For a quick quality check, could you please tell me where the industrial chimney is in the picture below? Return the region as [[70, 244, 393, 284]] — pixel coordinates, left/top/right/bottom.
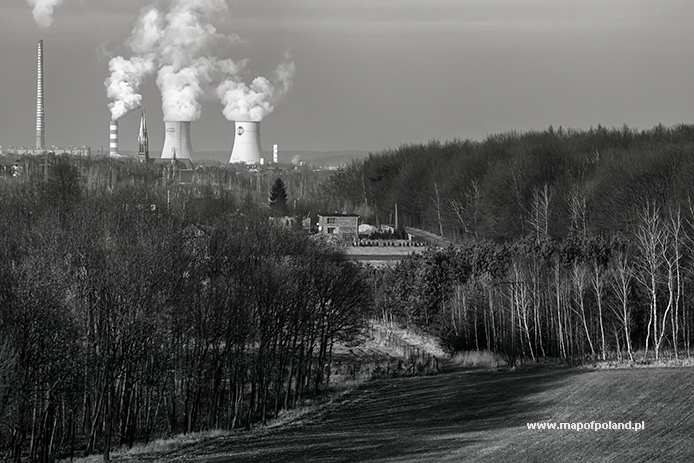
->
[[109, 119, 121, 157], [35, 40, 45, 150], [229, 121, 261, 165], [273, 144, 279, 164], [161, 121, 193, 163]]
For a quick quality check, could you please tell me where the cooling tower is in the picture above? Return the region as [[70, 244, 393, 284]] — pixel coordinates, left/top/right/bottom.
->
[[229, 121, 261, 165], [109, 119, 121, 157], [161, 121, 193, 161], [35, 40, 45, 150]]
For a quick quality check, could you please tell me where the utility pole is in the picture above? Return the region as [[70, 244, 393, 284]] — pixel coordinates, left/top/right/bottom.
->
[[434, 181, 444, 238], [395, 202, 399, 230]]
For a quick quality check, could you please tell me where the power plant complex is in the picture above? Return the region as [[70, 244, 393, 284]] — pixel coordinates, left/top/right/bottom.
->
[[2, 40, 288, 166]]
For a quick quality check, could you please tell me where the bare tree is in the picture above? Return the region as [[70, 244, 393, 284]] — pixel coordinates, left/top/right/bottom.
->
[[528, 184, 552, 243], [591, 257, 607, 361], [449, 179, 482, 239], [634, 203, 667, 361], [571, 261, 595, 358], [609, 249, 635, 362], [568, 186, 588, 240]]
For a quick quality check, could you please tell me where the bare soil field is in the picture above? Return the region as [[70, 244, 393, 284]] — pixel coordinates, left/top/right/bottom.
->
[[127, 366, 694, 462]]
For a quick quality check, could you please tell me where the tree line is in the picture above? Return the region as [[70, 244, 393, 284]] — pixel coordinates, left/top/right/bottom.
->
[[0, 159, 371, 462], [327, 124, 694, 239], [373, 201, 694, 364]]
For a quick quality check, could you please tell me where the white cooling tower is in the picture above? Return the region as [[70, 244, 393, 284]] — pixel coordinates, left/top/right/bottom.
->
[[161, 121, 193, 161], [229, 121, 261, 165]]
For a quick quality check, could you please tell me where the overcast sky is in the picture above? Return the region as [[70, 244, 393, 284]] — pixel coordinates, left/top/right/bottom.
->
[[1, 0, 694, 153]]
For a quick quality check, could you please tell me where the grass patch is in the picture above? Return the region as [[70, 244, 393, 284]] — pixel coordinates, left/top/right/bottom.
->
[[449, 350, 508, 368]]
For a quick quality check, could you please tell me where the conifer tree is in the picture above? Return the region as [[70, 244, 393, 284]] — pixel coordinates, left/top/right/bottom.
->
[[269, 177, 288, 215]]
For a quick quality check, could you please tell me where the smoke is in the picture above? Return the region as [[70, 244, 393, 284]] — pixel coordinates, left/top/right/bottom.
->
[[26, 0, 64, 28], [217, 57, 296, 122], [152, 0, 236, 121], [157, 58, 216, 122], [106, 56, 155, 121], [107, 0, 294, 122]]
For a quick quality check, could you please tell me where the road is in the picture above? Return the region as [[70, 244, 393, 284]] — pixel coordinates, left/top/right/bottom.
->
[[149, 365, 694, 463]]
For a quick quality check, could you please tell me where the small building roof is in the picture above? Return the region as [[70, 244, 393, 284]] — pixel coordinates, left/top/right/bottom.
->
[[318, 213, 360, 217]]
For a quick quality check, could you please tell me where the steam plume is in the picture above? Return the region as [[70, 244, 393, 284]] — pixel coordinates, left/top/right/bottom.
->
[[217, 57, 295, 121], [26, 0, 64, 28], [107, 0, 294, 123], [153, 0, 234, 121], [106, 0, 236, 121], [217, 57, 295, 122], [106, 56, 155, 121], [105, 8, 162, 121]]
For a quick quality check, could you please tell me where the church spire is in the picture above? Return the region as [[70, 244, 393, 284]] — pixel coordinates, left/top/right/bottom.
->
[[137, 110, 149, 162]]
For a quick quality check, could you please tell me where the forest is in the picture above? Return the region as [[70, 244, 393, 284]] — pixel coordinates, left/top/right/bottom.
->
[[338, 125, 694, 363], [328, 124, 694, 239], [0, 159, 371, 462]]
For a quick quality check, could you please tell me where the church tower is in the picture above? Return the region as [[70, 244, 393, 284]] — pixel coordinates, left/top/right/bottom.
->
[[137, 110, 149, 162]]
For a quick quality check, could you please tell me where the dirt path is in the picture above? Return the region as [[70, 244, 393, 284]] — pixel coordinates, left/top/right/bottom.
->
[[141, 366, 694, 462]]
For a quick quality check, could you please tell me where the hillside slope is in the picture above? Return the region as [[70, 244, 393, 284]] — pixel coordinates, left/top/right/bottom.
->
[[147, 367, 694, 462]]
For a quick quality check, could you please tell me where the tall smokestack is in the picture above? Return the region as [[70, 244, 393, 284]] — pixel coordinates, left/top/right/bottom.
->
[[161, 121, 193, 162], [35, 40, 45, 150], [273, 144, 279, 164], [230, 121, 262, 165], [109, 119, 120, 157]]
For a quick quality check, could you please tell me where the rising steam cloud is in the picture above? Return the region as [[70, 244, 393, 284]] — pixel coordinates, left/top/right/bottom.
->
[[106, 56, 155, 121], [106, 0, 294, 122], [26, 0, 64, 28], [217, 57, 296, 122]]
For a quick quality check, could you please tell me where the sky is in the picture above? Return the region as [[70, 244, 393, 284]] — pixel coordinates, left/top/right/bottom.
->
[[1, 0, 694, 153]]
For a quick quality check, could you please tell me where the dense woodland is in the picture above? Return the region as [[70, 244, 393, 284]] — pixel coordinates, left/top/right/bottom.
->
[[0, 159, 370, 462], [338, 125, 694, 362], [329, 124, 694, 238]]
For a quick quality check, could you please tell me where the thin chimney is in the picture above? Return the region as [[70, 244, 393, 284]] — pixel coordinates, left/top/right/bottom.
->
[[109, 119, 119, 157], [35, 40, 45, 150]]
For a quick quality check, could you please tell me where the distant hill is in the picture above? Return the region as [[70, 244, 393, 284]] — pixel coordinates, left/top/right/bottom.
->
[[192, 150, 372, 167], [326, 124, 694, 241]]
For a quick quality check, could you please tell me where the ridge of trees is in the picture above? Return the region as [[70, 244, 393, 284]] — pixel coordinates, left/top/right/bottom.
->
[[327, 124, 694, 238]]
